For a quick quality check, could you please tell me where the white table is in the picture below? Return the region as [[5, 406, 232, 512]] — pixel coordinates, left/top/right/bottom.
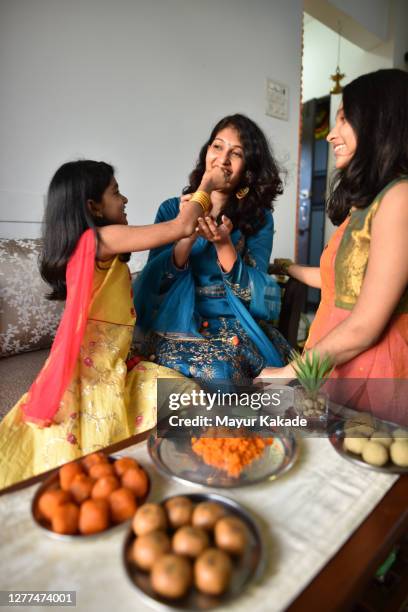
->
[[0, 438, 397, 612]]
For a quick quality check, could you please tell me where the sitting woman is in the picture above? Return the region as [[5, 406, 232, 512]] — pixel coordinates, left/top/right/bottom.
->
[[133, 114, 291, 383], [262, 69, 408, 422]]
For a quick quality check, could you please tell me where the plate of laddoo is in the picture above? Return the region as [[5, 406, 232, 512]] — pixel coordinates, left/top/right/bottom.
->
[[123, 493, 266, 610], [31, 452, 150, 540], [330, 415, 408, 474]]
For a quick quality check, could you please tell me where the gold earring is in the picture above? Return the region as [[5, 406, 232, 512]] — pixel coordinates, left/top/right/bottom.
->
[[95, 211, 103, 218], [236, 186, 249, 200]]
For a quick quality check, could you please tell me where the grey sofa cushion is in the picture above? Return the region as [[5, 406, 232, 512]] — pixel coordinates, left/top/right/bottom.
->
[[0, 239, 63, 357]]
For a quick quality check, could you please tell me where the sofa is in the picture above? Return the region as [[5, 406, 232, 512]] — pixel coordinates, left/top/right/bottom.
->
[[0, 239, 64, 419]]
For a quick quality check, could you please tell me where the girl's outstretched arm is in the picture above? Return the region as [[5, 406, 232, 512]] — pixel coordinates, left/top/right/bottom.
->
[[97, 210, 198, 259], [96, 168, 227, 259]]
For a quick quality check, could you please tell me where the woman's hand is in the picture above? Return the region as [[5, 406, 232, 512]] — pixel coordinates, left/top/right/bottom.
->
[[196, 215, 233, 244], [196, 215, 236, 272], [253, 363, 296, 384], [268, 258, 294, 276], [269, 259, 322, 289]]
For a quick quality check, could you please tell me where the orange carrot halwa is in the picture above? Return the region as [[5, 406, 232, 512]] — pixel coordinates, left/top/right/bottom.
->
[[191, 430, 273, 477]]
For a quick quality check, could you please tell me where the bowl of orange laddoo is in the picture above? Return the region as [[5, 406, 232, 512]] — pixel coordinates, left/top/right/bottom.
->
[[32, 452, 150, 540]]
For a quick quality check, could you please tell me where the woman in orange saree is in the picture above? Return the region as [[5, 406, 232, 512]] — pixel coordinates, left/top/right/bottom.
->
[[259, 69, 408, 423]]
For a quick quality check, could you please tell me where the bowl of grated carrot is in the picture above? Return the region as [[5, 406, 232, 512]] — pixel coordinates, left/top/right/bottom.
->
[[191, 429, 274, 478], [148, 424, 298, 488]]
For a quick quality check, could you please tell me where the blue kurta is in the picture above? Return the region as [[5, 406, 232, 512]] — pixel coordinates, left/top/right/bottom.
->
[[133, 198, 288, 382]]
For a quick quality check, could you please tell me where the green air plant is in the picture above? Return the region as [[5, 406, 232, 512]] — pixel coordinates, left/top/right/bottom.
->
[[290, 350, 334, 400]]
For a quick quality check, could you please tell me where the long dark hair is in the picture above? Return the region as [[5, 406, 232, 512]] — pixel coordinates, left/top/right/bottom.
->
[[40, 160, 115, 300], [184, 114, 284, 235], [327, 69, 408, 225]]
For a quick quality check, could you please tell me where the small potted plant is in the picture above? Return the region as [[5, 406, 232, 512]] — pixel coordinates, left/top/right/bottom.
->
[[291, 350, 334, 421]]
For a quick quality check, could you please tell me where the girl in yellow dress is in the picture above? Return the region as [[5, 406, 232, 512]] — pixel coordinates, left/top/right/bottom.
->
[[0, 160, 225, 490]]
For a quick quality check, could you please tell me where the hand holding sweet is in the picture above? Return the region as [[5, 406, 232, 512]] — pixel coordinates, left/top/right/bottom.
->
[[199, 166, 231, 193], [178, 194, 193, 213]]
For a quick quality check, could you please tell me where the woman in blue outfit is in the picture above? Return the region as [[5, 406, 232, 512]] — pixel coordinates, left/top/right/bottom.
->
[[133, 114, 291, 383]]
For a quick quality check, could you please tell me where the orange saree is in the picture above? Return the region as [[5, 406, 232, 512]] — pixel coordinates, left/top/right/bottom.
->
[[306, 178, 408, 422]]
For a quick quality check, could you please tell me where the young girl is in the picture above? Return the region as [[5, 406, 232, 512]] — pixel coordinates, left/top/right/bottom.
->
[[0, 159, 227, 490]]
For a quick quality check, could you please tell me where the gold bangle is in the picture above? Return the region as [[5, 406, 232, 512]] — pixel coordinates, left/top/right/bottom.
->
[[190, 190, 211, 214]]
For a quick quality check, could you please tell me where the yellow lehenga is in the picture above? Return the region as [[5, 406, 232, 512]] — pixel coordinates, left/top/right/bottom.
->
[[0, 256, 186, 490]]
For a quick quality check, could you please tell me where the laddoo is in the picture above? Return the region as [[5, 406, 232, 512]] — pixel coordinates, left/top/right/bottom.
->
[[361, 441, 389, 467], [343, 436, 368, 455], [192, 501, 226, 531], [390, 441, 408, 467], [51, 502, 80, 535], [214, 516, 248, 555], [132, 531, 171, 571], [194, 548, 232, 595], [89, 462, 115, 479], [91, 475, 120, 500], [38, 489, 72, 521], [109, 487, 138, 523], [132, 503, 167, 536], [69, 474, 95, 504], [164, 496, 194, 529], [79, 499, 110, 534], [82, 452, 108, 472], [172, 526, 209, 558], [59, 462, 84, 491], [370, 431, 393, 448], [121, 467, 149, 498], [114, 457, 139, 477], [150, 554, 193, 599]]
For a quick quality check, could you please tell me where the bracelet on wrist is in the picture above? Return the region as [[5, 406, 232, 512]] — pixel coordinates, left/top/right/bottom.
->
[[190, 190, 211, 215]]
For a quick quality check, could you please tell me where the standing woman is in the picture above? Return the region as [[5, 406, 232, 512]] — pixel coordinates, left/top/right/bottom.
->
[[261, 69, 408, 418], [134, 114, 291, 383]]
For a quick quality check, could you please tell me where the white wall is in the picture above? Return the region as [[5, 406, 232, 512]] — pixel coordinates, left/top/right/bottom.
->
[[0, 0, 303, 264], [304, 0, 392, 50], [302, 13, 395, 246], [302, 15, 393, 102], [329, 0, 390, 41], [392, 0, 408, 69]]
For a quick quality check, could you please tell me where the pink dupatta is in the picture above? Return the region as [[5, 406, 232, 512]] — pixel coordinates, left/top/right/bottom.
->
[[22, 229, 96, 426]]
